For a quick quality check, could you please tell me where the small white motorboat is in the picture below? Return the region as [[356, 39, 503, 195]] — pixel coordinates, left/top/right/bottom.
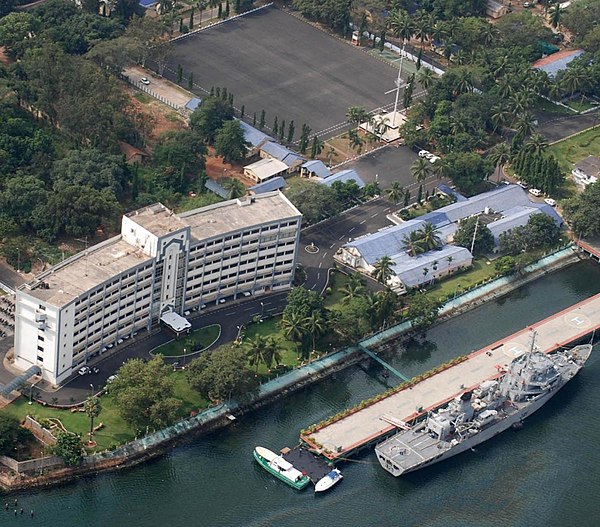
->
[[314, 468, 343, 493]]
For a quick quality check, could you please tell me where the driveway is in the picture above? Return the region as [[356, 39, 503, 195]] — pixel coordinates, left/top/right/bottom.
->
[[538, 109, 600, 143]]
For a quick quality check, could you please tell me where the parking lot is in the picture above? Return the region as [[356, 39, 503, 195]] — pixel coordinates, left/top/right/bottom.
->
[[167, 6, 402, 138]]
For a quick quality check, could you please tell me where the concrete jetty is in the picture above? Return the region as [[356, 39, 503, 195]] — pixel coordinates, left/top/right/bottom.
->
[[302, 292, 600, 460]]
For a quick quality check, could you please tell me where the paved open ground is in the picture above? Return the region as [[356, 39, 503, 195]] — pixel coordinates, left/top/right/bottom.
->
[[306, 292, 600, 458], [167, 6, 402, 138]]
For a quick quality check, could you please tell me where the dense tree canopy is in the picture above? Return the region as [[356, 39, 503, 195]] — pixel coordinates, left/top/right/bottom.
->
[[563, 182, 600, 239], [0, 415, 32, 456], [499, 214, 561, 255], [284, 179, 342, 224], [52, 431, 84, 466], [214, 120, 248, 163], [109, 357, 182, 432], [190, 97, 234, 144], [453, 217, 495, 255]]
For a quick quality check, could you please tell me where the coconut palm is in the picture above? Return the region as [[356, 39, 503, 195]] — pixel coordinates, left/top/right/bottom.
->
[[281, 311, 308, 344], [375, 116, 391, 137], [454, 69, 473, 94], [402, 229, 426, 257], [84, 396, 101, 444], [223, 178, 246, 199], [340, 281, 365, 303], [419, 222, 441, 251], [432, 158, 450, 180], [385, 181, 405, 204], [514, 112, 536, 138], [524, 133, 549, 155], [246, 334, 267, 374], [417, 68, 435, 90], [413, 10, 430, 50], [348, 272, 365, 288], [371, 255, 394, 285], [548, 81, 563, 102], [304, 311, 326, 357], [387, 9, 413, 43], [346, 129, 364, 154], [490, 105, 511, 135], [550, 5, 562, 28], [262, 337, 282, 370], [482, 23, 499, 46], [411, 158, 431, 183], [488, 142, 511, 180], [197, 0, 207, 25], [561, 67, 587, 98], [346, 105, 369, 125]]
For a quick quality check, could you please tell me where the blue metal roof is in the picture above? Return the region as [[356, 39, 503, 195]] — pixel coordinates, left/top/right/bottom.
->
[[302, 160, 331, 179], [528, 203, 563, 226], [0, 365, 41, 398], [185, 98, 202, 111], [392, 245, 472, 288], [204, 179, 229, 199], [346, 220, 425, 265], [436, 184, 467, 202], [250, 176, 286, 194], [238, 120, 272, 149], [260, 141, 304, 167], [318, 169, 365, 189], [487, 205, 563, 243], [435, 185, 530, 223], [139, 0, 157, 7], [419, 211, 452, 227], [534, 49, 584, 78]]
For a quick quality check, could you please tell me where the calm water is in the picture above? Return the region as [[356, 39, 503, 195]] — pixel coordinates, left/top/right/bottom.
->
[[2, 261, 600, 527]]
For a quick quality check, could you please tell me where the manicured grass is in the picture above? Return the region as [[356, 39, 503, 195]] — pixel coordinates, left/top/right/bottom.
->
[[550, 126, 600, 173], [324, 271, 353, 309], [0, 395, 135, 451], [153, 324, 221, 357], [172, 372, 210, 415], [426, 258, 499, 301], [533, 96, 574, 116], [243, 317, 300, 371], [565, 99, 598, 113]]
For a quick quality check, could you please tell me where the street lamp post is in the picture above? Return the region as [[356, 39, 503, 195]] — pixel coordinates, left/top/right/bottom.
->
[[89, 384, 94, 397], [183, 348, 187, 366], [29, 381, 38, 405], [260, 302, 264, 320]]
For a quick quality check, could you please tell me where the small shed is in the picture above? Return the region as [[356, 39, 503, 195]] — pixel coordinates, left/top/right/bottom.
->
[[301, 160, 331, 179], [317, 169, 365, 189], [119, 142, 148, 165]]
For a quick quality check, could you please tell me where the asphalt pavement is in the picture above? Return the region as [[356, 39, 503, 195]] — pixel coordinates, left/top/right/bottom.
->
[[537, 108, 600, 143]]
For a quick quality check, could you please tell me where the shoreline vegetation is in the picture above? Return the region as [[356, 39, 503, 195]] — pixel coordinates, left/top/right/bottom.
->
[[0, 246, 583, 492]]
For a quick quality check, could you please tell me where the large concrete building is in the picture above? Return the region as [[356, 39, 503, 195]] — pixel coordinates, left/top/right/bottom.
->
[[14, 192, 301, 385]]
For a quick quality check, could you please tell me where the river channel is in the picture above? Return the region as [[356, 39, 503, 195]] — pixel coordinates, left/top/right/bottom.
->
[[2, 260, 600, 527]]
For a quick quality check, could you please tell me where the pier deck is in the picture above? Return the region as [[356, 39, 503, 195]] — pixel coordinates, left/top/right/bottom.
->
[[303, 293, 600, 460]]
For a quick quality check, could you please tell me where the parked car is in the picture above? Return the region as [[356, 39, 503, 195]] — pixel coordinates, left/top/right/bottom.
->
[[140, 77, 150, 85], [117, 338, 124, 345], [544, 197, 557, 207], [418, 149, 430, 158], [92, 367, 100, 374], [428, 155, 440, 164], [106, 375, 118, 384], [218, 298, 226, 304], [200, 304, 207, 310], [242, 291, 252, 297], [184, 310, 191, 316], [517, 181, 529, 189], [529, 188, 542, 197], [78, 366, 90, 376]]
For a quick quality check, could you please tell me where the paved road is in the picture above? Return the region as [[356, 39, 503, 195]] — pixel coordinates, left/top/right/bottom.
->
[[0, 262, 27, 291], [26, 293, 288, 405], [299, 198, 395, 293], [537, 109, 600, 143]]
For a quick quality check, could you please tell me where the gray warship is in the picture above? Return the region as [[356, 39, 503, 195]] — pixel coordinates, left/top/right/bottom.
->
[[375, 339, 593, 477]]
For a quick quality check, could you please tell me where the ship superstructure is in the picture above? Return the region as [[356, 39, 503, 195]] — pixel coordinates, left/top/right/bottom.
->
[[375, 341, 592, 477]]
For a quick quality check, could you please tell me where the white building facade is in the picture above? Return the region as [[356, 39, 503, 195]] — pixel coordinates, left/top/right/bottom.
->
[[14, 192, 301, 385]]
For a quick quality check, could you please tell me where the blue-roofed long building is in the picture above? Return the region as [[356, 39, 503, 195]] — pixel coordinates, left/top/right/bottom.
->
[[317, 169, 366, 189], [260, 141, 304, 172], [238, 120, 273, 156], [336, 184, 563, 292]]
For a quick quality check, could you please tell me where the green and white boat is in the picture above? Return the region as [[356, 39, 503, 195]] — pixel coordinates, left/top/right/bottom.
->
[[253, 446, 311, 490]]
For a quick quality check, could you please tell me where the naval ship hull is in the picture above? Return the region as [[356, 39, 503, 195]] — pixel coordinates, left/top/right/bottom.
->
[[376, 345, 591, 477]]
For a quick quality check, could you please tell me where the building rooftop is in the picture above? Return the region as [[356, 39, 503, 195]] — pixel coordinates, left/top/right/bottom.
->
[[250, 176, 286, 194], [21, 192, 301, 308], [180, 191, 301, 241], [21, 237, 153, 307], [238, 119, 272, 149], [318, 169, 365, 188], [260, 141, 304, 167], [302, 160, 331, 179], [574, 155, 600, 177], [125, 203, 189, 237], [244, 157, 289, 181], [533, 49, 584, 78]]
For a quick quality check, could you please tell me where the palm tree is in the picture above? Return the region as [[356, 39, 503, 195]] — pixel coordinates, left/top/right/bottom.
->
[[223, 178, 246, 199], [488, 142, 511, 180], [419, 222, 441, 251], [385, 181, 405, 204], [262, 337, 282, 370], [524, 133, 549, 155], [387, 8, 413, 43], [345, 129, 364, 154], [156, 0, 175, 15], [490, 105, 510, 135], [411, 158, 431, 183], [413, 10, 430, 50], [326, 146, 336, 165], [304, 311, 326, 357], [417, 68, 435, 90], [514, 112, 536, 138], [246, 334, 267, 374], [375, 116, 391, 137], [340, 281, 364, 303], [454, 69, 473, 95], [402, 229, 426, 257], [346, 106, 369, 125], [281, 311, 308, 345], [482, 23, 499, 46], [432, 158, 450, 180], [548, 81, 563, 102], [348, 272, 365, 288], [371, 255, 394, 285], [561, 67, 587, 98], [84, 396, 101, 444]]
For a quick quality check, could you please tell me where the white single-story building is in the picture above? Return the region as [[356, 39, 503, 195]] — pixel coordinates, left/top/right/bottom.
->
[[572, 155, 600, 187], [244, 158, 289, 184], [260, 141, 304, 173]]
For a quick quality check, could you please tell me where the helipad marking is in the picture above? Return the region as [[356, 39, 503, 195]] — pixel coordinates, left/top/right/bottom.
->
[[503, 342, 528, 359], [564, 311, 591, 329]]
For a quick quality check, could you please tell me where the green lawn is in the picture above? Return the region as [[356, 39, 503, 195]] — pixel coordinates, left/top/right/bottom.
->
[[550, 126, 600, 173], [324, 271, 353, 308], [426, 258, 499, 301], [153, 325, 221, 357], [369, 49, 419, 76], [533, 96, 574, 116], [1, 395, 135, 452], [133, 93, 152, 104], [565, 99, 598, 113], [172, 372, 210, 415], [242, 318, 301, 372]]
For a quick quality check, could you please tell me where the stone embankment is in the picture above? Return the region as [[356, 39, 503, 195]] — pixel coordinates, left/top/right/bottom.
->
[[0, 246, 584, 491]]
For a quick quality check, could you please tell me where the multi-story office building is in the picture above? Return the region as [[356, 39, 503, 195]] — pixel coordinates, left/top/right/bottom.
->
[[14, 192, 302, 385]]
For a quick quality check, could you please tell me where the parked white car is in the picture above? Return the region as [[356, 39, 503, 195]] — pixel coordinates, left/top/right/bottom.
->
[[78, 366, 90, 376], [544, 198, 557, 207], [428, 155, 440, 164], [528, 188, 542, 197], [418, 150, 430, 158], [140, 77, 150, 85], [517, 181, 529, 189]]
